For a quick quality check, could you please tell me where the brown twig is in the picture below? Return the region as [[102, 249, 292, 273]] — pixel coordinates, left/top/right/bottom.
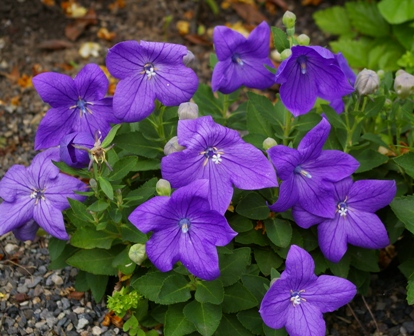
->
[[347, 302, 369, 336], [362, 295, 380, 334]]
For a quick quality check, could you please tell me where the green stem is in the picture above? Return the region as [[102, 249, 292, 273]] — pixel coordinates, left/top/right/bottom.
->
[[283, 109, 292, 146]]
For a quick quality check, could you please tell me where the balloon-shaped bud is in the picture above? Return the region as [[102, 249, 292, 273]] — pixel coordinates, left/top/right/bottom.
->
[[178, 102, 199, 120]]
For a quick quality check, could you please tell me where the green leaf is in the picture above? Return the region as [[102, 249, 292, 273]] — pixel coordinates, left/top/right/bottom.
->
[[330, 38, 370, 68], [98, 176, 114, 200], [264, 218, 292, 248], [101, 124, 122, 148], [219, 247, 251, 286], [236, 192, 269, 220], [236, 309, 264, 335], [407, 280, 414, 305], [241, 274, 270, 303], [131, 271, 171, 303], [66, 247, 122, 275], [216, 314, 252, 336], [398, 259, 414, 279], [351, 149, 388, 173], [222, 282, 258, 313], [68, 198, 94, 223], [48, 244, 78, 270], [87, 200, 109, 212], [159, 274, 191, 305], [378, 0, 414, 24], [321, 105, 347, 130], [164, 303, 196, 336], [328, 253, 351, 278], [48, 237, 67, 261], [345, 2, 390, 37], [195, 279, 224, 305], [254, 249, 283, 276], [246, 96, 273, 138], [271, 27, 289, 52], [52, 160, 90, 178], [183, 301, 222, 336], [86, 273, 108, 302], [115, 132, 163, 158], [121, 223, 148, 244], [125, 177, 157, 203], [367, 39, 405, 71], [228, 215, 253, 233], [391, 195, 414, 234], [135, 158, 160, 171], [313, 6, 352, 36], [264, 325, 288, 336], [108, 156, 138, 181], [236, 229, 269, 246], [350, 247, 380, 272], [393, 23, 414, 50], [394, 153, 414, 179], [112, 246, 136, 275], [70, 227, 114, 249]]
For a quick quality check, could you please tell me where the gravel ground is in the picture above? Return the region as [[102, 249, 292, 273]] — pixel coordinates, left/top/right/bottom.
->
[[1, 0, 413, 335]]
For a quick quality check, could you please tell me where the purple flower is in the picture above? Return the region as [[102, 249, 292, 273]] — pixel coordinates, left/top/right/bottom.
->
[[275, 46, 354, 116], [59, 132, 95, 168], [212, 21, 275, 94], [292, 177, 396, 262], [260, 245, 356, 336], [106, 41, 198, 122], [128, 179, 237, 280], [33, 64, 117, 150], [0, 149, 87, 240], [267, 118, 359, 217], [161, 116, 278, 214], [12, 220, 39, 241]]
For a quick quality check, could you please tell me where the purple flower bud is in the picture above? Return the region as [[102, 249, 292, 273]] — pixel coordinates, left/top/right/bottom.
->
[[59, 132, 95, 168], [355, 69, 379, 95], [178, 102, 199, 120]]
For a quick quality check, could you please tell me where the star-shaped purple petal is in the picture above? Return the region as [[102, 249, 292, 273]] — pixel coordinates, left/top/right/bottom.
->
[[268, 118, 359, 217], [161, 116, 278, 214], [275, 46, 354, 116], [106, 40, 198, 122], [212, 21, 275, 94], [260, 245, 357, 336], [128, 179, 237, 280], [33, 64, 117, 150]]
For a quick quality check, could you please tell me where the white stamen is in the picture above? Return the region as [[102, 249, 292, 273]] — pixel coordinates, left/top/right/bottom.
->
[[338, 208, 348, 217], [181, 223, 189, 233], [145, 67, 156, 79], [212, 154, 222, 164]]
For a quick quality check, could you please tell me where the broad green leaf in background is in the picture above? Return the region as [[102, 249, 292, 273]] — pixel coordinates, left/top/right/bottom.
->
[[254, 248, 283, 276], [164, 303, 196, 336], [367, 39, 405, 71], [394, 153, 414, 179], [215, 314, 252, 336], [313, 6, 353, 36], [391, 195, 414, 234], [159, 274, 192, 305], [393, 23, 414, 50], [183, 301, 222, 336], [237, 309, 264, 335], [219, 247, 251, 286], [271, 27, 289, 52], [328, 253, 351, 278], [345, 1, 390, 37], [222, 282, 258, 313], [407, 280, 414, 305], [115, 132, 164, 158], [351, 149, 388, 173], [48, 237, 67, 261], [66, 247, 122, 275], [241, 274, 270, 303], [98, 176, 114, 200], [264, 218, 292, 248], [350, 248, 380, 272], [70, 227, 114, 249], [131, 271, 172, 303], [378, 0, 414, 24], [330, 38, 370, 68], [108, 156, 138, 181], [195, 279, 224, 305], [236, 192, 270, 220], [86, 273, 108, 302], [102, 124, 122, 147]]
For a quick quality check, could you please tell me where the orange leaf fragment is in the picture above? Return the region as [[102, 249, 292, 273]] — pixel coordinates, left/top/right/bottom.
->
[[41, 0, 55, 6], [97, 27, 116, 41], [176, 20, 190, 35], [17, 75, 32, 89], [68, 291, 85, 300], [301, 0, 322, 5], [108, 0, 126, 11]]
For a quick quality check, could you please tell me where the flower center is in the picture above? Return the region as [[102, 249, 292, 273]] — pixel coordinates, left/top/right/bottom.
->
[[337, 198, 348, 217], [200, 147, 224, 166], [30, 188, 46, 205], [143, 62, 156, 79], [290, 289, 306, 307], [294, 165, 312, 178], [297, 55, 307, 75], [179, 218, 191, 233], [231, 53, 244, 66], [71, 98, 93, 117]]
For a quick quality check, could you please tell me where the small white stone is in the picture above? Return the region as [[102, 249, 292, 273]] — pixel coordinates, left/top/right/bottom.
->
[[76, 318, 89, 330], [92, 326, 103, 335], [4, 243, 18, 254], [73, 307, 85, 314], [51, 274, 63, 286]]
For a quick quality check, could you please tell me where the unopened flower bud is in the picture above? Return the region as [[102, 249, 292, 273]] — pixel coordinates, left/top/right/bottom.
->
[[286, 27, 295, 37], [377, 69, 384, 80], [394, 70, 414, 99], [183, 50, 196, 69], [263, 137, 277, 150], [280, 49, 292, 61], [128, 244, 147, 265], [156, 179, 171, 196], [164, 136, 185, 155], [89, 178, 98, 190], [354, 69, 379, 95], [282, 11, 296, 29], [297, 34, 310, 46], [271, 50, 281, 62], [178, 102, 199, 120]]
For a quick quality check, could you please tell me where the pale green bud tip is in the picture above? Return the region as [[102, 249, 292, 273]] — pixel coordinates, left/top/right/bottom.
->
[[354, 69, 379, 96], [164, 136, 185, 155], [178, 102, 199, 120], [263, 137, 278, 150], [376, 69, 385, 80], [394, 70, 414, 99], [89, 178, 98, 189], [282, 11, 296, 29], [271, 50, 281, 62], [280, 49, 292, 61], [156, 179, 171, 196], [297, 34, 310, 46], [128, 244, 147, 265]]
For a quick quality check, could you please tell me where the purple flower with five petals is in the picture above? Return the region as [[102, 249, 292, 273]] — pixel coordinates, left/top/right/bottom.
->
[[212, 21, 275, 94], [260, 245, 356, 336], [275, 46, 354, 116], [128, 180, 237, 280], [267, 118, 359, 218], [161, 116, 278, 214], [292, 177, 396, 262], [33, 64, 117, 150], [106, 41, 198, 122], [0, 149, 87, 240]]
